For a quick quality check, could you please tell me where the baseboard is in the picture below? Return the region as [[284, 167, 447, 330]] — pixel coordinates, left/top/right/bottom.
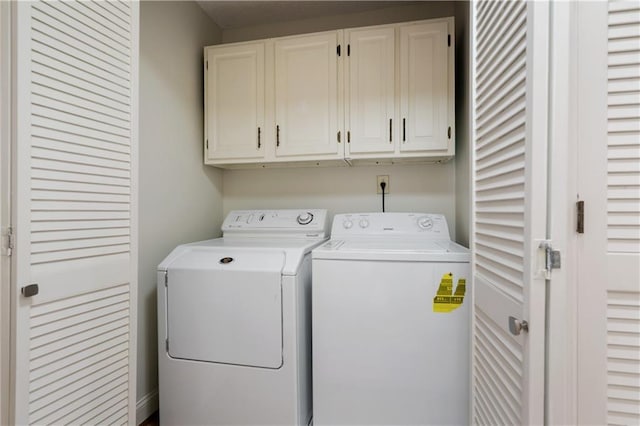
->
[[136, 389, 159, 425]]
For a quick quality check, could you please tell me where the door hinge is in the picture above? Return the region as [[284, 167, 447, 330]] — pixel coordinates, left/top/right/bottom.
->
[[448, 126, 452, 139], [337, 44, 341, 56], [166, 339, 169, 352], [347, 44, 350, 56], [448, 34, 451, 46], [164, 271, 168, 287], [5, 226, 13, 257], [576, 200, 584, 234], [337, 131, 341, 143], [206, 60, 208, 70], [539, 240, 561, 279], [347, 131, 351, 143], [206, 139, 208, 150]]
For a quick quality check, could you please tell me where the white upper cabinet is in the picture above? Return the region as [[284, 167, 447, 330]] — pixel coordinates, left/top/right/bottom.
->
[[203, 17, 454, 168], [274, 31, 343, 159], [346, 19, 454, 163], [205, 42, 265, 163], [400, 21, 451, 153], [345, 27, 396, 155]]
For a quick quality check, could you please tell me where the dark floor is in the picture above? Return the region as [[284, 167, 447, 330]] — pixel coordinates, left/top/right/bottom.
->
[[140, 410, 159, 426]]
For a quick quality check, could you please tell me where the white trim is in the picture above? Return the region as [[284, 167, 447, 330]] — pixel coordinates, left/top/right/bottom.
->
[[546, 1, 578, 424], [129, 1, 141, 425], [468, 1, 477, 423], [0, 1, 12, 425], [575, 2, 609, 423], [11, 2, 32, 422], [136, 389, 159, 425], [522, 2, 550, 423]]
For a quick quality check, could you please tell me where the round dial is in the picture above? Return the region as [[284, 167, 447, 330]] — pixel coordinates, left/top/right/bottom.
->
[[297, 212, 314, 225], [342, 219, 354, 229], [417, 216, 434, 230], [359, 219, 369, 229]]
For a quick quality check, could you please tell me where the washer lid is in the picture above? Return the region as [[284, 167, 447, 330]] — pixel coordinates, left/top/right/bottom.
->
[[313, 239, 470, 262], [166, 248, 284, 368]]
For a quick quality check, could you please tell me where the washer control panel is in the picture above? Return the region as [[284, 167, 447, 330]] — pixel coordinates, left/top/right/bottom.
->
[[222, 209, 329, 237], [331, 213, 450, 239]]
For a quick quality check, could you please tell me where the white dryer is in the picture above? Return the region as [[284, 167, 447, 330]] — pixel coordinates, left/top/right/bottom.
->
[[312, 213, 471, 425], [158, 209, 329, 425]]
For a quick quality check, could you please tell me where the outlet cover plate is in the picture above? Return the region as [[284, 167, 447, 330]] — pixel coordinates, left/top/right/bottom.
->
[[377, 175, 389, 194]]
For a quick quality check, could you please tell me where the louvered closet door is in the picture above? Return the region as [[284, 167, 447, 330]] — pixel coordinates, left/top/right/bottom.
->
[[12, 1, 138, 424], [605, 2, 640, 423], [472, 1, 548, 424]]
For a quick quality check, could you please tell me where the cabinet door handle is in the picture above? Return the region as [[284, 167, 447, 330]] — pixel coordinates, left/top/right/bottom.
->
[[276, 125, 280, 147], [389, 119, 392, 143], [257, 127, 261, 149], [402, 118, 406, 142]]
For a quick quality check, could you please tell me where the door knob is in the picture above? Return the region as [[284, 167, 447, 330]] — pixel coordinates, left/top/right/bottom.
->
[[21, 283, 39, 297], [508, 316, 528, 336]]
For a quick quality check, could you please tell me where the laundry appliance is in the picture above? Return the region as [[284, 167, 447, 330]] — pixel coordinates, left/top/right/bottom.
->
[[158, 209, 329, 425], [312, 212, 471, 425]]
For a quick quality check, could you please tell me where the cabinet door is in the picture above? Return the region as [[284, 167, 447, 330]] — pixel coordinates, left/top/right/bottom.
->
[[400, 22, 449, 152], [205, 43, 264, 162], [274, 32, 341, 158], [346, 27, 395, 155]]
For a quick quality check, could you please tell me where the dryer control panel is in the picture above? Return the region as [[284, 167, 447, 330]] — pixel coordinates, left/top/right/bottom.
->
[[331, 213, 450, 240], [222, 209, 329, 238]]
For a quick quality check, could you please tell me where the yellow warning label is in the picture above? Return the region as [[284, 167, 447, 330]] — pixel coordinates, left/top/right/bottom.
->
[[433, 274, 466, 313]]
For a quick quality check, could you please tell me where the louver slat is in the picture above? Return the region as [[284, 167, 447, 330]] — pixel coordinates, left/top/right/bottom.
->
[[606, 4, 640, 415], [27, 283, 131, 424], [606, 290, 640, 425], [607, 3, 640, 254], [474, 309, 523, 425]]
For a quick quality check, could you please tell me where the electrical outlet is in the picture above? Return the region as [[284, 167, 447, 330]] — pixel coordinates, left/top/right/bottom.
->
[[377, 175, 389, 194]]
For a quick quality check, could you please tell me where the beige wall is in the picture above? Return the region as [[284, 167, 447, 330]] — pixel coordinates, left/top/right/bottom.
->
[[222, 2, 455, 43], [138, 1, 223, 420], [221, 1, 470, 243], [224, 163, 455, 222]]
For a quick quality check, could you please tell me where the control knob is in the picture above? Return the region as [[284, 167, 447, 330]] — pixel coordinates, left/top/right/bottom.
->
[[417, 216, 433, 230], [359, 219, 369, 229], [297, 212, 314, 225], [343, 219, 354, 229]]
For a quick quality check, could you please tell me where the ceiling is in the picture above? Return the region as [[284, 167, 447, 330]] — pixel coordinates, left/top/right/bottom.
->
[[196, 1, 425, 30]]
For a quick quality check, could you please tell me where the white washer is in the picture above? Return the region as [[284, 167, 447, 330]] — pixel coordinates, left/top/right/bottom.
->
[[158, 209, 329, 425], [312, 213, 471, 425]]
